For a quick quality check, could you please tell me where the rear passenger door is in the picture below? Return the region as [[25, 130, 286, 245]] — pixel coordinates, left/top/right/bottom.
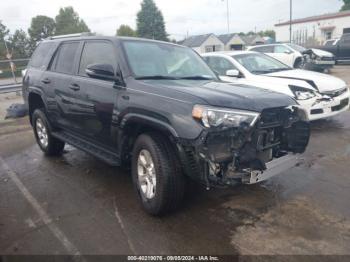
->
[[68, 40, 118, 148], [42, 41, 81, 129]]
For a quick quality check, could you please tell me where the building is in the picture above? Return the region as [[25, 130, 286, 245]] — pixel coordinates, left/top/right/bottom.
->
[[218, 33, 246, 50], [275, 10, 350, 46], [179, 34, 224, 53], [180, 33, 266, 53]]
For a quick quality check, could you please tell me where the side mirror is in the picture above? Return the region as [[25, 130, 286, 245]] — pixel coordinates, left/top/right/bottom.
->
[[226, 69, 240, 77], [86, 63, 116, 81], [284, 50, 293, 54]]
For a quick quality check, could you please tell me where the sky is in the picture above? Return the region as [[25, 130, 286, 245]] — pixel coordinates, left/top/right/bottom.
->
[[0, 0, 344, 40]]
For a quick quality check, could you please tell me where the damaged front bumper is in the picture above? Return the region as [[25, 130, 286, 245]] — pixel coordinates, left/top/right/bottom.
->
[[241, 154, 299, 184], [178, 106, 310, 188], [298, 87, 350, 121]]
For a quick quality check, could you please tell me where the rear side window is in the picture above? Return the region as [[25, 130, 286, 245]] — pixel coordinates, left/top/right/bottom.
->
[[29, 42, 54, 69], [51, 42, 80, 74], [251, 46, 274, 53], [78, 41, 116, 76]]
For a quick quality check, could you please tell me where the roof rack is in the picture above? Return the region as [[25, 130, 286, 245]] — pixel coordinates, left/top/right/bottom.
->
[[47, 32, 96, 40]]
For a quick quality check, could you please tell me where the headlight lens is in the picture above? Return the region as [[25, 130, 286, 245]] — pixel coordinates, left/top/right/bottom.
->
[[289, 85, 316, 100], [192, 105, 260, 128]]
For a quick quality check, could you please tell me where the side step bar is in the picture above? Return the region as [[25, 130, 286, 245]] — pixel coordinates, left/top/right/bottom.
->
[[52, 131, 120, 166]]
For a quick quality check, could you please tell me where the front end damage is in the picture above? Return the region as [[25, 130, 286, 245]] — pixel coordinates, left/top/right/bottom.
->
[[302, 49, 335, 71], [178, 106, 310, 188]]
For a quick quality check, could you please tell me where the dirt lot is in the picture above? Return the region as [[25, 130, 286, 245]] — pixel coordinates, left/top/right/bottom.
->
[[0, 66, 350, 259]]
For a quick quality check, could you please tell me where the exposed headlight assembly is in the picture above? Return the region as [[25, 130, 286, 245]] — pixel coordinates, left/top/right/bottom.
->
[[289, 85, 316, 100], [192, 105, 260, 128]]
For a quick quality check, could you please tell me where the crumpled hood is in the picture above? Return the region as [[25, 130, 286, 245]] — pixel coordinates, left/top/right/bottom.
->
[[308, 48, 334, 58], [266, 69, 347, 92], [143, 80, 297, 112]]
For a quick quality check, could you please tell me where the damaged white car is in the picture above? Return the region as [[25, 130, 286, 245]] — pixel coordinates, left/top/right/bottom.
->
[[202, 51, 350, 121], [248, 43, 335, 72]]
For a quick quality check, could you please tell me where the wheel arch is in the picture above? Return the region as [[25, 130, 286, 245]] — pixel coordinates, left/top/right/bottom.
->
[[28, 91, 46, 125], [118, 114, 180, 163]]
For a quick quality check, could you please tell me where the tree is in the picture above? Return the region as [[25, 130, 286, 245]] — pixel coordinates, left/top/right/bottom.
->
[[0, 21, 10, 59], [258, 30, 276, 39], [9, 29, 31, 58], [116, 25, 136, 37], [340, 0, 350, 11], [136, 0, 168, 41], [28, 15, 56, 41], [55, 6, 90, 35]]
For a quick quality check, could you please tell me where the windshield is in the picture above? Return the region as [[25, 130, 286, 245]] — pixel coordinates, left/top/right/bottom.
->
[[122, 40, 217, 80], [287, 43, 306, 52], [233, 53, 291, 74]]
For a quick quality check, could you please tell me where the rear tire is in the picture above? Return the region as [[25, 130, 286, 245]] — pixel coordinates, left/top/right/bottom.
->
[[32, 109, 65, 156], [132, 133, 185, 216]]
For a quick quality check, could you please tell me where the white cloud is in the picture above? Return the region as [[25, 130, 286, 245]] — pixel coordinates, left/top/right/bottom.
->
[[0, 0, 343, 40]]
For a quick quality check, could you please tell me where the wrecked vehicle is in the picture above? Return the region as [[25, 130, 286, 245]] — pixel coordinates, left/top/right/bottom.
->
[[318, 33, 350, 64], [249, 43, 335, 72], [23, 34, 310, 215], [203, 51, 350, 121]]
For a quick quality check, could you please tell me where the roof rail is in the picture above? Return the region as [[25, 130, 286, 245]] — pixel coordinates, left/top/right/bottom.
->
[[47, 32, 96, 40]]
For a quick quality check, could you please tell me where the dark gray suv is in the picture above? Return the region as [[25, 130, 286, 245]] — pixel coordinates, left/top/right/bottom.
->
[[23, 34, 310, 215]]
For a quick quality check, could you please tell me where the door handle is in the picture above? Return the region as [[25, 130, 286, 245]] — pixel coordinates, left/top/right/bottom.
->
[[69, 83, 80, 91], [41, 78, 51, 84]]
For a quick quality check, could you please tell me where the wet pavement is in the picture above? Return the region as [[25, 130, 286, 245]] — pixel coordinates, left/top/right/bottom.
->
[[0, 68, 350, 256]]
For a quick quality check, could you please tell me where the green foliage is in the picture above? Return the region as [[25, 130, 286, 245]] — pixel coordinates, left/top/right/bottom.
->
[[0, 21, 10, 59], [28, 15, 56, 42], [55, 6, 90, 35], [116, 25, 136, 37], [340, 0, 350, 11], [136, 0, 168, 41], [0, 20, 9, 40], [9, 29, 31, 58], [258, 30, 276, 39]]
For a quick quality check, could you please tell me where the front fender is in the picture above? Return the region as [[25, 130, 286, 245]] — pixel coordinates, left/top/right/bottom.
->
[[120, 113, 179, 138]]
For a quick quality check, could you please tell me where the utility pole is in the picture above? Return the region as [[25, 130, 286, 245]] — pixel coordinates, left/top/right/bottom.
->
[[222, 0, 230, 33], [226, 0, 230, 33], [289, 0, 293, 43]]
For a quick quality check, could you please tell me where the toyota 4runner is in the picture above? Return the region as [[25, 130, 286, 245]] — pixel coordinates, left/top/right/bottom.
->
[[23, 34, 310, 215]]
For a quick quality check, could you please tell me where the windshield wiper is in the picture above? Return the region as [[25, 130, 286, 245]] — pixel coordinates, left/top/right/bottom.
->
[[135, 75, 179, 80], [179, 75, 214, 80], [267, 68, 290, 72]]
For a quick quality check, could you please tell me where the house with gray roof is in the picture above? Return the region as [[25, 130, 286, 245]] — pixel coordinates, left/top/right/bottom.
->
[[180, 34, 224, 53], [218, 33, 246, 50], [218, 34, 266, 50]]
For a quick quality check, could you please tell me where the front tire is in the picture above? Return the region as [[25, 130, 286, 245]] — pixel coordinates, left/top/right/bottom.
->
[[32, 109, 65, 156], [294, 58, 303, 69], [132, 133, 185, 216]]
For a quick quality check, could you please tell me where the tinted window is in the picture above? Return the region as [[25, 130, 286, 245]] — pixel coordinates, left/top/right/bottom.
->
[[251, 46, 274, 53], [123, 41, 216, 79], [205, 56, 237, 75], [79, 41, 116, 76], [51, 42, 79, 74], [29, 42, 54, 69]]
